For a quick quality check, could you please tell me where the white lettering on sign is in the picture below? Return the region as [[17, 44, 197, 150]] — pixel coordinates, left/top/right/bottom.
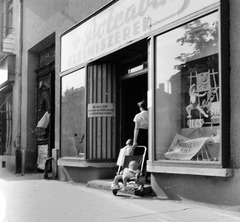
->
[[88, 103, 115, 117], [61, 0, 219, 71]]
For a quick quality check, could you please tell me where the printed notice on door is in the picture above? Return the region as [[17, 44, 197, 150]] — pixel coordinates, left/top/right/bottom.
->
[[88, 103, 115, 117]]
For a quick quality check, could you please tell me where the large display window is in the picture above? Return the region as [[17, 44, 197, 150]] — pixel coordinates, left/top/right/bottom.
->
[[61, 68, 86, 157], [154, 12, 221, 163]]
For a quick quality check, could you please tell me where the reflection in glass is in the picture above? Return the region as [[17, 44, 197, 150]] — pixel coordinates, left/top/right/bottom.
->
[[155, 12, 220, 162], [61, 68, 85, 157]]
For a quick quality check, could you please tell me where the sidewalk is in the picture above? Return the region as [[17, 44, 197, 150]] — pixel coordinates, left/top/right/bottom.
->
[[2, 169, 240, 222], [1, 168, 240, 215], [86, 178, 240, 213], [0, 168, 44, 181]]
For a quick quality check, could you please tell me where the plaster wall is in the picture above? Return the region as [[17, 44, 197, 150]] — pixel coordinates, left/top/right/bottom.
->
[[58, 166, 117, 183], [1, 1, 21, 172], [152, 169, 240, 205], [0, 156, 15, 172], [229, 0, 240, 168]]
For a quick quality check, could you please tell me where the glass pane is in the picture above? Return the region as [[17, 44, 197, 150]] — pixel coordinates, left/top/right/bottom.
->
[[61, 68, 85, 157], [155, 12, 220, 162]]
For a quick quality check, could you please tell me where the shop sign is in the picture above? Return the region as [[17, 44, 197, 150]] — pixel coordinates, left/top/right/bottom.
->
[[88, 103, 115, 117], [164, 134, 209, 160], [61, 0, 219, 71]]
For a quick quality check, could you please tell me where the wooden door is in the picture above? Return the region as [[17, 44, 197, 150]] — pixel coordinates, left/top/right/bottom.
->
[[86, 63, 117, 160]]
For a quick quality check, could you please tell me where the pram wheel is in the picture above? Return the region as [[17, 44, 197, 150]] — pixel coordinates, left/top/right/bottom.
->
[[112, 189, 118, 195], [111, 184, 121, 195]]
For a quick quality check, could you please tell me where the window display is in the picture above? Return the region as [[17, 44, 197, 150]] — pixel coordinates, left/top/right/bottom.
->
[[61, 68, 86, 157], [155, 12, 220, 162]]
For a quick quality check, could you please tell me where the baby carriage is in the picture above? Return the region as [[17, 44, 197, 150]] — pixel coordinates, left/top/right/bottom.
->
[[111, 144, 147, 196]]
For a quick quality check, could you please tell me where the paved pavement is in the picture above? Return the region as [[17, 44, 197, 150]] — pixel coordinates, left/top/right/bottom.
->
[[0, 168, 240, 222]]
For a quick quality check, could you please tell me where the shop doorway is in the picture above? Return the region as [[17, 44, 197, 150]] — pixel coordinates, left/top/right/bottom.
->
[[35, 44, 55, 171], [36, 69, 55, 171], [120, 72, 148, 147], [96, 38, 148, 151]]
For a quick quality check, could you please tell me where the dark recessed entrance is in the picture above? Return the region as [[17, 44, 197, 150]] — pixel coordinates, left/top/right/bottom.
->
[[120, 72, 148, 147], [96, 39, 148, 151]]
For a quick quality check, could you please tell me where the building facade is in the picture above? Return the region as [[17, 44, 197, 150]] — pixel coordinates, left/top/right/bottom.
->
[[0, 0, 21, 172], [18, 0, 113, 174], [1, 0, 240, 206], [58, 0, 237, 205]]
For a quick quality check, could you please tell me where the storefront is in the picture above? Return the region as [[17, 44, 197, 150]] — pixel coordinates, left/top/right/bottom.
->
[[58, 0, 236, 204], [0, 54, 15, 171]]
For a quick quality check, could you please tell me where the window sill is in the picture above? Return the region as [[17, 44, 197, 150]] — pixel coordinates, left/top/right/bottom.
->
[[58, 157, 117, 168], [147, 161, 233, 177]]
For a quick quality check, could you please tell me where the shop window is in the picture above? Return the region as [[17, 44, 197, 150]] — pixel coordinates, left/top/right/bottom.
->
[[61, 68, 86, 157], [154, 12, 220, 163]]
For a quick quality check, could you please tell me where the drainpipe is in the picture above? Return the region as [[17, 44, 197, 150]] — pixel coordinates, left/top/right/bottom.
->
[[17, 0, 23, 174]]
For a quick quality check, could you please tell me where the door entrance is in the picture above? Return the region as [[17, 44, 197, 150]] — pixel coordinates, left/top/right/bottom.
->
[[98, 38, 148, 151], [120, 72, 148, 147]]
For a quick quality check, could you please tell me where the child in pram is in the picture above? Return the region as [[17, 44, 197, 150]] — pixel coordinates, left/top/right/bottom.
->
[[111, 140, 147, 195], [111, 160, 140, 191]]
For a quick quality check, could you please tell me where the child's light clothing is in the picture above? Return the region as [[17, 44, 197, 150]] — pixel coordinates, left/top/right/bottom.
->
[[116, 145, 134, 166], [121, 167, 139, 178], [112, 160, 140, 190]]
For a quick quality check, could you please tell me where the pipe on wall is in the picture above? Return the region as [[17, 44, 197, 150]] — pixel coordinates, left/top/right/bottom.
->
[[17, 0, 23, 174]]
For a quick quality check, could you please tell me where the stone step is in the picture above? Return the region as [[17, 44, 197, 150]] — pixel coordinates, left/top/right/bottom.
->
[[86, 179, 153, 197]]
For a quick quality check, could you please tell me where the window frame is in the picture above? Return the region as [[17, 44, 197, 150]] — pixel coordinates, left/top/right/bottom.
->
[[6, 0, 13, 36], [148, 2, 230, 175], [60, 67, 87, 159], [1, 0, 13, 39]]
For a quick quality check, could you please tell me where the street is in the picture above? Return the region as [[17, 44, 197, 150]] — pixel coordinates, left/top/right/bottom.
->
[[0, 169, 240, 222]]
